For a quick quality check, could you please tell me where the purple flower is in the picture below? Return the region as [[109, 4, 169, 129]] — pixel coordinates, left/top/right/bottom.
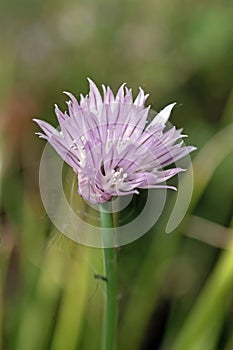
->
[[34, 79, 196, 204]]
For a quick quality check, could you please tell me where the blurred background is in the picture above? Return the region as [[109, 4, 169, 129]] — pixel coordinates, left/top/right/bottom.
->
[[0, 0, 233, 349]]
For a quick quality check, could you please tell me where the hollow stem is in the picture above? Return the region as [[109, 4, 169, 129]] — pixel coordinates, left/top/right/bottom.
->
[[100, 207, 117, 350]]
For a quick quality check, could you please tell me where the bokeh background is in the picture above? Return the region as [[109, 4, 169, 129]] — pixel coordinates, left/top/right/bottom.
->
[[1, 0, 233, 349]]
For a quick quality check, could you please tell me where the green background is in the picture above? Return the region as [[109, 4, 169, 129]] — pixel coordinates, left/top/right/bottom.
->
[[0, 0, 233, 349]]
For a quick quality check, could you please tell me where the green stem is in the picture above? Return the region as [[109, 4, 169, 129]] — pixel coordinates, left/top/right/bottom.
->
[[100, 207, 117, 350]]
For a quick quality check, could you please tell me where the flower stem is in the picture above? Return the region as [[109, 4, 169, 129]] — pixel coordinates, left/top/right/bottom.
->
[[100, 207, 117, 350]]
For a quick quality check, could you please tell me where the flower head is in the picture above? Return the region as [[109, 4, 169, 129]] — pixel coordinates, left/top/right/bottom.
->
[[34, 79, 196, 204]]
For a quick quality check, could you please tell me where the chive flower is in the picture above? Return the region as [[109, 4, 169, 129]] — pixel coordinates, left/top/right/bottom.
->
[[34, 79, 195, 204]]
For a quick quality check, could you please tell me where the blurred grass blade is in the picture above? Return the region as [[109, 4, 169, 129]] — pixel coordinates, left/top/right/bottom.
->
[[185, 215, 232, 249], [190, 122, 233, 210], [172, 222, 233, 350], [221, 88, 233, 126], [118, 218, 181, 350], [15, 243, 68, 350], [50, 245, 90, 350]]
